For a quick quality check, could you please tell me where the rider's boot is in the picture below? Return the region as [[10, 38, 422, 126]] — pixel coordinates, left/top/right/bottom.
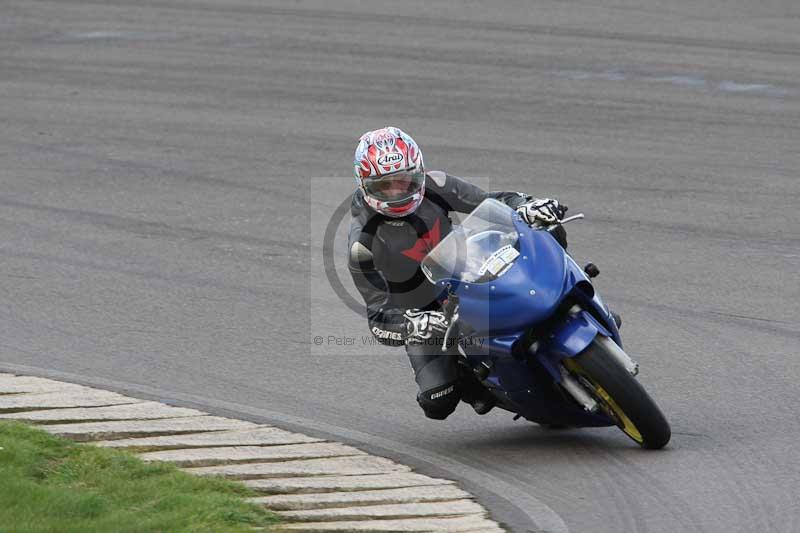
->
[[471, 393, 496, 415], [459, 370, 496, 415]]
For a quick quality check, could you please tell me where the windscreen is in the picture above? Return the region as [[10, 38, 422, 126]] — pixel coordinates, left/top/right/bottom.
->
[[421, 199, 520, 284]]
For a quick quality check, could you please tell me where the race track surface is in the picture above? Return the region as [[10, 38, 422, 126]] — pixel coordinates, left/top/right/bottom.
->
[[2, 1, 799, 531]]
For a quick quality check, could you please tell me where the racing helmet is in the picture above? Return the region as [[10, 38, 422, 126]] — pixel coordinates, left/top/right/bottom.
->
[[354, 127, 425, 217]]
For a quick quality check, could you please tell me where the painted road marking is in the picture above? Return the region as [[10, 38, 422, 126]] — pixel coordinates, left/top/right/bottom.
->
[[93, 426, 322, 450], [0, 401, 206, 423], [40, 416, 258, 441], [139, 442, 366, 467], [250, 484, 471, 510]]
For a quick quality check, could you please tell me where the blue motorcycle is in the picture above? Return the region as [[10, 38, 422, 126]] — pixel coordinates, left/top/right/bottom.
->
[[421, 199, 670, 449]]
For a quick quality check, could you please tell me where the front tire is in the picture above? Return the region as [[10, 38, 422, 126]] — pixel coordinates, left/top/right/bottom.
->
[[565, 339, 671, 449]]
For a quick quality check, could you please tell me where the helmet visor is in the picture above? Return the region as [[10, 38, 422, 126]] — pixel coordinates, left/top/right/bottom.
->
[[362, 170, 424, 203]]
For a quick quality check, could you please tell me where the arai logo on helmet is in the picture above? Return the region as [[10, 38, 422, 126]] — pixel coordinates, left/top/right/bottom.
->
[[377, 152, 404, 166]]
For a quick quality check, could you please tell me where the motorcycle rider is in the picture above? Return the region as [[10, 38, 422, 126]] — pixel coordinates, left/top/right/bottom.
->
[[348, 127, 568, 420]]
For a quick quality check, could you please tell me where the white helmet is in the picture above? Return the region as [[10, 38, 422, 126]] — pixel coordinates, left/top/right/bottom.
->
[[354, 127, 425, 217]]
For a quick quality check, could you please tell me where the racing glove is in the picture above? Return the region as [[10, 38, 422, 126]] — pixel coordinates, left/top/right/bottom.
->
[[517, 198, 567, 226], [403, 309, 448, 345]]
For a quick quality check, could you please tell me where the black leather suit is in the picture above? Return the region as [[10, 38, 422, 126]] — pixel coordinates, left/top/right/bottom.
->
[[348, 171, 541, 420]]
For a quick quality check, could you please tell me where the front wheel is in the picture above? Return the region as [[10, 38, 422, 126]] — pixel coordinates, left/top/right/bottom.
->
[[564, 339, 671, 449]]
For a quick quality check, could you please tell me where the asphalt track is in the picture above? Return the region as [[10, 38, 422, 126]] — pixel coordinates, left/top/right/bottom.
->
[[2, 1, 800, 531]]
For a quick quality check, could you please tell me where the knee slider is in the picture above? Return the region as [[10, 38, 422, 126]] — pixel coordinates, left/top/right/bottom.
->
[[417, 383, 460, 420]]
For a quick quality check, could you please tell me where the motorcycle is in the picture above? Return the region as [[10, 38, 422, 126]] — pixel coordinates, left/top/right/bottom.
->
[[420, 199, 670, 449]]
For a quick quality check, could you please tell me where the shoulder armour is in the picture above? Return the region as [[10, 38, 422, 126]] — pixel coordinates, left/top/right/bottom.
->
[[426, 170, 447, 187], [349, 241, 373, 265]]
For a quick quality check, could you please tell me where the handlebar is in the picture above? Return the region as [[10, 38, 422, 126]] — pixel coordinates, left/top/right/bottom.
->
[[545, 212, 584, 234], [557, 213, 585, 225]]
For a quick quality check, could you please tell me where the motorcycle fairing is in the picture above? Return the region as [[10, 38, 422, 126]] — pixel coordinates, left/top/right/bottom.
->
[[446, 216, 568, 336], [425, 200, 623, 426], [453, 217, 619, 374], [536, 310, 613, 381]]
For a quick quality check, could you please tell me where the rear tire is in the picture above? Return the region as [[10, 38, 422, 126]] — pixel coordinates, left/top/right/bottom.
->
[[567, 339, 671, 449]]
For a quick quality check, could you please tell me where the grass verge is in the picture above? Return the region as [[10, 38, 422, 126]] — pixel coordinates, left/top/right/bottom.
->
[[0, 420, 280, 532]]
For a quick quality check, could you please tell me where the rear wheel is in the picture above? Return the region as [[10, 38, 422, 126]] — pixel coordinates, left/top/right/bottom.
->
[[564, 339, 671, 449]]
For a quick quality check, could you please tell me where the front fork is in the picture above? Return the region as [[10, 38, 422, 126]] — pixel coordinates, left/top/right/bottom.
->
[[532, 309, 639, 412], [558, 364, 599, 412]]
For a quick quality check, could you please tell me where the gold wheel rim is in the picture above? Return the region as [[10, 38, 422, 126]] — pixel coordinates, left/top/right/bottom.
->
[[593, 384, 644, 444], [563, 359, 644, 444]]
